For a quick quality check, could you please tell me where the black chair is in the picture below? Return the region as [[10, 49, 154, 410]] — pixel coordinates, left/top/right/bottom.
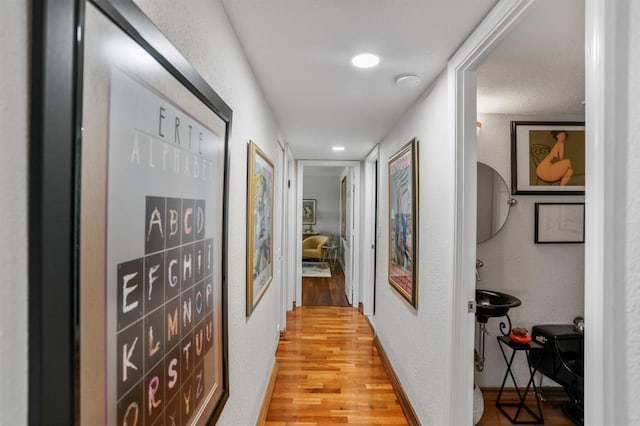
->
[[530, 324, 584, 425]]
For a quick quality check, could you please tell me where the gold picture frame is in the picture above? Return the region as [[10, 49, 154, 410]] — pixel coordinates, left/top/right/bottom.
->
[[246, 141, 274, 316], [388, 138, 419, 308]]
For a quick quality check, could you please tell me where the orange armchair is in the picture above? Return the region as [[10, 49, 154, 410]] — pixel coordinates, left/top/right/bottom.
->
[[302, 235, 329, 260]]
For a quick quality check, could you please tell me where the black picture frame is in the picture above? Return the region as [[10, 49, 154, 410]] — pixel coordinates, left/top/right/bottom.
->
[[534, 203, 585, 244], [511, 121, 585, 195], [30, 0, 231, 423], [30, 1, 81, 423]]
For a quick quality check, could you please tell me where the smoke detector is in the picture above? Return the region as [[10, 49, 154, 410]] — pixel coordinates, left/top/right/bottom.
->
[[394, 73, 421, 87]]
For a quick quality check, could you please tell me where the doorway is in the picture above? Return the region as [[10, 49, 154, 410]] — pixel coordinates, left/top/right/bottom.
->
[[296, 160, 360, 308], [448, 0, 594, 424], [473, 1, 586, 423], [277, 140, 294, 332]]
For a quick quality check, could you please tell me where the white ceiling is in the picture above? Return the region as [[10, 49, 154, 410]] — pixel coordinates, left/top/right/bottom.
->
[[222, 0, 584, 160], [477, 0, 585, 115], [222, 0, 497, 160]]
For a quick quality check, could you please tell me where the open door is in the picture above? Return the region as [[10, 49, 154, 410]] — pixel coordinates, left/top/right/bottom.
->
[[341, 167, 358, 306], [276, 140, 288, 332]]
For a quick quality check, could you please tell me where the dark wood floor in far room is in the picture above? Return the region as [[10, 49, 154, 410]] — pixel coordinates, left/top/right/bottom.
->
[[302, 262, 350, 307]]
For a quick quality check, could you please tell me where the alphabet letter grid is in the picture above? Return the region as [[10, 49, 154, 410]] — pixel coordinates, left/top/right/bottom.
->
[[116, 196, 215, 425]]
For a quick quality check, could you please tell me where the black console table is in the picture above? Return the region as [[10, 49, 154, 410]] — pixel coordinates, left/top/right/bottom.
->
[[496, 335, 544, 424]]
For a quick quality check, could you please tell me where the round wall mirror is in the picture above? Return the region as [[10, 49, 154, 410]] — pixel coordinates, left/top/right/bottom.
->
[[477, 162, 513, 244]]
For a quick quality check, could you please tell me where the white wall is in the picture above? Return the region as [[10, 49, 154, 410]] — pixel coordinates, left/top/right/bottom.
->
[[133, 1, 282, 424], [373, 72, 456, 424], [475, 113, 585, 387], [302, 175, 340, 239], [619, 2, 640, 422], [0, 1, 28, 423]]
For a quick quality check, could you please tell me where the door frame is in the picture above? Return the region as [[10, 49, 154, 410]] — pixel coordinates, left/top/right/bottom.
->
[[362, 146, 380, 316], [450, 0, 613, 424], [276, 138, 289, 331], [296, 160, 360, 307], [448, 1, 542, 424], [285, 145, 296, 313], [583, 0, 625, 422]]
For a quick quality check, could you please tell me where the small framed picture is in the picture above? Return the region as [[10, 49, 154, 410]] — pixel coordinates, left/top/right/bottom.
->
[[535, 203, 585, 243], [511, 121, 585, 195], [302, 199, 316, 225]]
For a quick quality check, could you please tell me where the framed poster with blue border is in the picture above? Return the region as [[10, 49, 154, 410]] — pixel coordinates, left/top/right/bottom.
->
[[30, 0, 230, 424]]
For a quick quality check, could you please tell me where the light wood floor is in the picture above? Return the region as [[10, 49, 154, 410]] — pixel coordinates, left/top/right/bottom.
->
[[264, 306, 408, 425], [264, 304, 577, 425]]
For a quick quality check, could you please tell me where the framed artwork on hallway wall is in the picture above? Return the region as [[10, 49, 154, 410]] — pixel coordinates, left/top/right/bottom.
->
[[246, 141, 274, 316], [33, 0, 233, 424], [511, 121, 586, 195], [388, 138, 419, 309]]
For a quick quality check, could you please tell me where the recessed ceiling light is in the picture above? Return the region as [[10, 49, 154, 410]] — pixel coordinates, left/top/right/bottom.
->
[[394, 73, 421, 87], [351, 53, 379, 68], [332, 146, 345, 151]]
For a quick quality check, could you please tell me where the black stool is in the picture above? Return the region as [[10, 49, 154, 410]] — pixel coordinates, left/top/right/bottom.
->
[[496, 335, 544, 424]]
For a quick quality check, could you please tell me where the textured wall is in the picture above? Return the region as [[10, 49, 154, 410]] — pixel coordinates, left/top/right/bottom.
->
[[373, 72, 455, 424], [132, 0, 282, 424], [623, 1, 640, 422], [0, 1, 28, 423], [475, 113, 585, 388]]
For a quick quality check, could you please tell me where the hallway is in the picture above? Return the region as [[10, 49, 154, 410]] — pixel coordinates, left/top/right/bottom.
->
[[264, 307, 408, 424], [13, 1, 638, 424]]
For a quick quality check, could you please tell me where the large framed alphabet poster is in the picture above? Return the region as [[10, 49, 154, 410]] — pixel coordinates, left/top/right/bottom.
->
[[77, 1, 230, 424]]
